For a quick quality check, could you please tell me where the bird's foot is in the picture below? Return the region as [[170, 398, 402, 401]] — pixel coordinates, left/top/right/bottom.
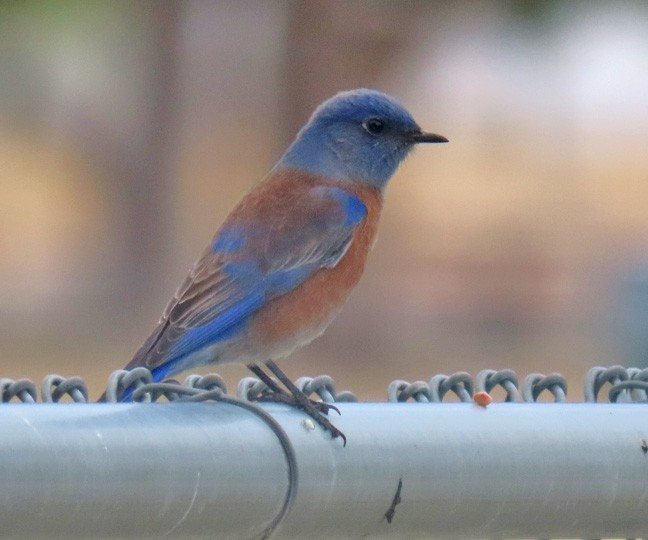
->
[[247, 361, 347, 445], [256, 391, 339, 416], [297, 401, 346, 446], [253, 388, 346, 443], [256, 392, 346, 444]]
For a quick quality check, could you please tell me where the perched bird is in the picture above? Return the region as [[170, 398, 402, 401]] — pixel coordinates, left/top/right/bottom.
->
[[106, 89, 447, 441]]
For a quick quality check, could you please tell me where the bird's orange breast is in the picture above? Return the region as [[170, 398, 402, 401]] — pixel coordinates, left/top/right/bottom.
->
[[248, 171, 383, 356]]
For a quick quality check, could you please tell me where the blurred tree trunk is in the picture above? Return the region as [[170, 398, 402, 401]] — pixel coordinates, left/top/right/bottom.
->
[[75, 1, 182, 318], [281, 1, 434, 144], [124, 0, 181, 309]]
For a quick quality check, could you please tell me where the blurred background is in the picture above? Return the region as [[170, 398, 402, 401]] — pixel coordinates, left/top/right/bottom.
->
[[2, 0, 648, 400]]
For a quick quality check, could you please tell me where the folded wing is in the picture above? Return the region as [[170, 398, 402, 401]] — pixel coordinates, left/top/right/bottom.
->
[[126, 184, 367, 374]]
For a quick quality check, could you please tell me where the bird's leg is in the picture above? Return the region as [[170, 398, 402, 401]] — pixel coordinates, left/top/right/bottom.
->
[[246, 363, 289, 397], [246, 363, 337, 415], [264, 360, 346, 445], [261, 360, 339, 415], [246, 363, 317, 407]]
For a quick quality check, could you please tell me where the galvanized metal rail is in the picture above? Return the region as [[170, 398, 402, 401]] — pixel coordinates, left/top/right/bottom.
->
[[0, 366, 646, 539]]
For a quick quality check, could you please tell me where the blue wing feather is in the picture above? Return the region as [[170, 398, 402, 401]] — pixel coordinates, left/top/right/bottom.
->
[[169, 290, 265, 360]]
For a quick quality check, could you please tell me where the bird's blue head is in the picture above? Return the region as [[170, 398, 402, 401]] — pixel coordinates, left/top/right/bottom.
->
[[277, 89, 447, 191]]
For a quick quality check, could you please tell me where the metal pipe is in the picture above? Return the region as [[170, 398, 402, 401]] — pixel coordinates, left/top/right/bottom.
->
[[0, 402, 647, 539], [0, 401, 295, 539]]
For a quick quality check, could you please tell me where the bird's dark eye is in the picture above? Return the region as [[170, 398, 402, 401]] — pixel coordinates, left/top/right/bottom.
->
[[363, 117, 386, 135]]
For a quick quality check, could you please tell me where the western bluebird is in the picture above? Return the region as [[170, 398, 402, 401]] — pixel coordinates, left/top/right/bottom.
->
[[105, 89, 447, 441]]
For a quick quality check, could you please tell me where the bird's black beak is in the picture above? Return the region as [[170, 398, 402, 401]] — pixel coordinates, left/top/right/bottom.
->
[[409, 130, 448, 143]]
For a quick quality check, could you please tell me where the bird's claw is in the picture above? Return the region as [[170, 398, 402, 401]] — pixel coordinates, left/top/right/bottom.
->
[[306, 400, 340, 416], [326, 422, 347, 446], [251, 390, 346, 444], [253, 390, 338, 415]]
